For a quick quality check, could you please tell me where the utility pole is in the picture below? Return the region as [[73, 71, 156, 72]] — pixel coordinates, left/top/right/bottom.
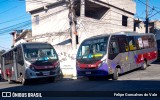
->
[[145, 0, 149, 33], [68, 0, 77, 50]]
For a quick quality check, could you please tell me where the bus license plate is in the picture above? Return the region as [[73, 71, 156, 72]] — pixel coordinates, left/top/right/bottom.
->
[[43, 72, 50, 76], [86, 72, 91, 74]]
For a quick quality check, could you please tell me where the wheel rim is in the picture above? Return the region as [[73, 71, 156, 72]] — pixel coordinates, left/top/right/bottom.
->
[[8, 77, 11, 83], [20, 75, 25, 84], [143, 62, 147, 69], [116, 69, 119, 77], [116, 69, 118, 78], [113, 68, 118, 80]]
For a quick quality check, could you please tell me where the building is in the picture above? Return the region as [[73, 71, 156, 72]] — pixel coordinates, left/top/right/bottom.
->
[[10, 30, 32, 47], [26, 0, 136, 76], [134, 19, 160, 40], [26, 0, 136, 45], [149, 20, 160, 40], [134, 18, 145, 33]]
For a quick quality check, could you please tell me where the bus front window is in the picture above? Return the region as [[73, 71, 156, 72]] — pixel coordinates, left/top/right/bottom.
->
[[77, 37, 108, 60], [24, 47, 58, 62]]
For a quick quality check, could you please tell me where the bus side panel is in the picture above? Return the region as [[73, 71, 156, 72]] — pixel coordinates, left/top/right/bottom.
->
[[108, 53, 129, 74], [135, 48, 157, 66], [1, 57, 7, 80]]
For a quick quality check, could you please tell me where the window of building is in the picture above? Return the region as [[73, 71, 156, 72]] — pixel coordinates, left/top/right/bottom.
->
[[122, 15, 128, 26], [34, 15, 39, 25], [85, 0, 109, 20]]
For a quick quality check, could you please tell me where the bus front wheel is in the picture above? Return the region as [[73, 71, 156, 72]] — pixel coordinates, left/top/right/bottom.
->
[[20, 75, 27, 85], [141, 61, 148, 70], [112, 68, 119, 80], [7, 76, 12, 84]]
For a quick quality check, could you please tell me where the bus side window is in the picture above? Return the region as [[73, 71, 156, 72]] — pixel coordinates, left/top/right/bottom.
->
[[117, 36, 129, 52], [137, 37, 144, 49], [16, 47, 24, 66], [128, 36, 136, 51], [150, 35, 156, 48], [110, 41, 119, 54], [142, 36, 149, 49], [134, 36, 140, 50]]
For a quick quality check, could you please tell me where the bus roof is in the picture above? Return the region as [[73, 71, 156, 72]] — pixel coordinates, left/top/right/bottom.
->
[[1, 42, 52, 56], [84, 32, 154, 40]]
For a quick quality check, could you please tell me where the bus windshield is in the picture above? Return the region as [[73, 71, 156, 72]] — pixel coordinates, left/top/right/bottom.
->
[[23, 44, 58, 62], [77, 37, 108, 60]]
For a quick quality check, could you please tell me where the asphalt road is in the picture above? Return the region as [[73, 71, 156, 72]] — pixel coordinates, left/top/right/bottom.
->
[[0, 61, 160, 100]]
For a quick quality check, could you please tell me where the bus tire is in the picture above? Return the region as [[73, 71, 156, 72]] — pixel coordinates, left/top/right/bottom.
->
[[112, 68, 119, 80], [141, 61, 147, 70], [20, 75, 27, 85], [7, 77, 12, 84]]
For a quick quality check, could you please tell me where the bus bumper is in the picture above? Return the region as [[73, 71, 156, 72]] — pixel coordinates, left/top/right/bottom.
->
[[25, 67, 61, 79], [77, 70, 109, 76], [76, 63, 111, 77]]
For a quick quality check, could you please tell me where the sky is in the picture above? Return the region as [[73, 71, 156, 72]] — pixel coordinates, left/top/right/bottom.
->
[[0, 0, 160, 51]]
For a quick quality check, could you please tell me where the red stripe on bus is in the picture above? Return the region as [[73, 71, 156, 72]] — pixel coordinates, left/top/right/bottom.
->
[[5, 68, 12, 77], [78, 61, 102, 69], [136, 51, 157, 64], [32, 61, 58, 69]]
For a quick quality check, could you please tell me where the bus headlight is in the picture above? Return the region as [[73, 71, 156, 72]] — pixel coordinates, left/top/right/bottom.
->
[[97, 60, 106, 68], [98, 63, 102, 68]]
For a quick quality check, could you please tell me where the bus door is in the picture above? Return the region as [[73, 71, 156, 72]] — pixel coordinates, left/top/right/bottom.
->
[[116, 35, 131, 72], [1, 56, 7, 79], [108, 35, 128, 73], [15, 46, 24, 79], [13, 51, 18, 80], [128, 36, 138, 70]]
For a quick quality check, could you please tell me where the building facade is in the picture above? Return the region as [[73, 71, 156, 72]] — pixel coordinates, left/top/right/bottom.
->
[[134, 19, 160, 40], [26, 0, 136, 45], [149, 20, 160, 40]]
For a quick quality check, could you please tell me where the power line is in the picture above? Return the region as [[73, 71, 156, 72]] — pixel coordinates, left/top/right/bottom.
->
[[137, 0, 160, 18], [0, 14, 30, 25], [0, 8, 68, 35], [19, 0, 57, 4], [0, 4, 22, 15]]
